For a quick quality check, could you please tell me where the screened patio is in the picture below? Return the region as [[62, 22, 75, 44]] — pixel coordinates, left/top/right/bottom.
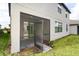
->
[[20, 12, 50, 52]]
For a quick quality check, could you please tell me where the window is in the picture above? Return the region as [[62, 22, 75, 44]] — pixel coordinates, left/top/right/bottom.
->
[[66, 24, 68, 32], [58, 7, 62, 14], [55, 21, 62, 33], [65, 14, 67, 18]]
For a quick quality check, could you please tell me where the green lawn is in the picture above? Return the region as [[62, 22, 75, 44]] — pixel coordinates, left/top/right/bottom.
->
[[0, 34, 79, 56], [0, 33, 10, 56], [33, 35, 79, 56]]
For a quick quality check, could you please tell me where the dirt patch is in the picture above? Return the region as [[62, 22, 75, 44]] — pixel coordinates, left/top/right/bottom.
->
[[18, 47, 41, 56], [3, 45, 42, 56]]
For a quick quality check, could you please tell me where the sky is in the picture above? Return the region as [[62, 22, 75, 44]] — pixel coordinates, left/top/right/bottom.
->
[[0, 3, 79, 29], [65, 3, 79, 20], [0, 3, 10, 29]]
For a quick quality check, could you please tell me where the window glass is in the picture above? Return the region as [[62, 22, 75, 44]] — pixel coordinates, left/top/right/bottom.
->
[[65, 14, 67, 18], [55, 21, 62, 33], [58, 7, 62, 14], [66, 24, 68, 32]]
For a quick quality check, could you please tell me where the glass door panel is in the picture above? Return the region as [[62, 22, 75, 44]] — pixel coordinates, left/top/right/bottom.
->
[[24, 22, 29, 39], [28, 23, 34, 39], [24, 22, 34, 40]]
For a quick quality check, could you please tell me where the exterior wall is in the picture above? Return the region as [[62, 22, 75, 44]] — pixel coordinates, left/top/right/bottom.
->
[[50, 4, 70, 40], [69, 25, 77, 34], [11, 4, 20, 53], [11, 3, 70, 53]]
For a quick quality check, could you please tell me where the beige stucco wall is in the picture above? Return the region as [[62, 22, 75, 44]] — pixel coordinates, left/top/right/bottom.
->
[[11, 3, 70, 53]]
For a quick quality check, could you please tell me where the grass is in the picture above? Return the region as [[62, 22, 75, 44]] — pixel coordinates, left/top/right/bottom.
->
[[33, 35, 79, 56], [0, 33, 10, 56], [0, 34, 79, 56]]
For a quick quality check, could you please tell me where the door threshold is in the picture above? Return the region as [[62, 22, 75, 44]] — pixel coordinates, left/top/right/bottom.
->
[[43, 44, 52, 53]]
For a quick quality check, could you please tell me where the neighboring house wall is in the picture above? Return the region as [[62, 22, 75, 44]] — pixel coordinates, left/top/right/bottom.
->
[[69, 20, 79, 34], [69, 25, 77, 34], [11, 3, 70, 53]]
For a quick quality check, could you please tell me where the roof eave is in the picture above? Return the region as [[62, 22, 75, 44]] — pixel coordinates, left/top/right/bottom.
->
[[59, 3, 71, 14]]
